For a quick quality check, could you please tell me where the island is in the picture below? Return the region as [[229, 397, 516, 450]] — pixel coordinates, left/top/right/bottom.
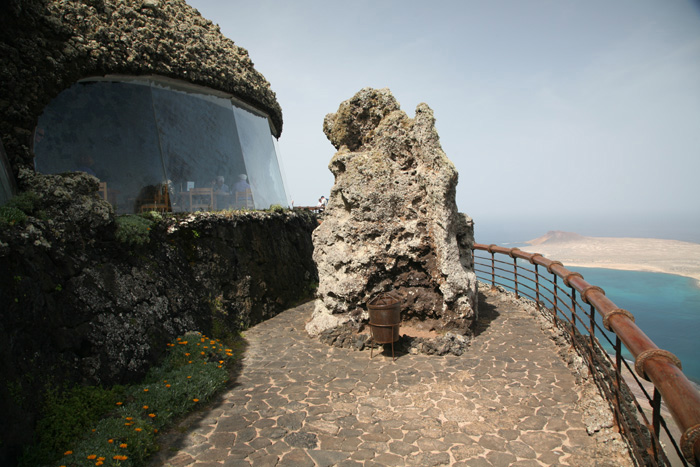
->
[[522, 231, 700, 286]]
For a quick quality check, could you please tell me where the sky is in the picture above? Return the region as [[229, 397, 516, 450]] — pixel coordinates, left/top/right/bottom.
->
[[188, 0, 700, 243]]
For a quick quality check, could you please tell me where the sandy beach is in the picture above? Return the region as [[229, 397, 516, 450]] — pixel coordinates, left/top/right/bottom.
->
[[522, 231, 700, 286]]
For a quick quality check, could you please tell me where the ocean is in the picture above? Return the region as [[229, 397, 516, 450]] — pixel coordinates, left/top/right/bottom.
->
[[567, 266, 700, 385]]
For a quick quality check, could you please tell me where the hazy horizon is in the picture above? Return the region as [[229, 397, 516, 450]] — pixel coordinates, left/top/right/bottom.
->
[[188, 0, 700, 243]]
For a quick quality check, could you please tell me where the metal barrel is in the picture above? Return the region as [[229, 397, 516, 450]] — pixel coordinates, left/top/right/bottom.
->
[[368, 293, 401, 343]]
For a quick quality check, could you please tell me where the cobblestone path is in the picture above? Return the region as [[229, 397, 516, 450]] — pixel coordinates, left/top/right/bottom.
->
[[151, 288, 632, 466]]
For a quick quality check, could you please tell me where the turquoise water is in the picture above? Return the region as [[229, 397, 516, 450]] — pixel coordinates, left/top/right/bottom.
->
[[567, 267, 700, 385], [475, 258, 700, 383]]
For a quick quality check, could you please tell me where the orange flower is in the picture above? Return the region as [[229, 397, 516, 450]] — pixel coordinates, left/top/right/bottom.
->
[[154, 428, 159, 433], [124, 422, 133, 426], [64, 451, 73, 456], [166, 384, 171, 388], [143, 388, 149, 392], [119, 443, 127, 448], [200, 351, 205, 355], [143, 405, 149, 409], [116, 402, 123, 406], [185, 353, 190, 356], [148, 413, 156, 418], [98, 457, 106, 461], [188, 360, 193, 364], [135, 427, 142, 432], [179, 341, 187, 345], [193, 398, 199, 402], [87, 454, 97, 460], [113, 455, 128, 461], [108, 439, 114, 444], [187, 375, 192, 379], [219, 360, 224, 364], [96, 462, 104, 466], [126, 417, 133, 421]]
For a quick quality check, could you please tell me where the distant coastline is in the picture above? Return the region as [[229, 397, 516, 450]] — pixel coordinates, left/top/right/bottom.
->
[[522, 231, 700, 287]]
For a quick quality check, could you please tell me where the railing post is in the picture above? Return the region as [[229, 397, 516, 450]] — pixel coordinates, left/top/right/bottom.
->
[[570, 287, 577, 344], [614, 336, 623, 434], [553, 275, 559, 327], [490, 251, 495, 288], [513, 257, 519, 298], [651, 388, 662, 462], [535, 264, 541, 310]]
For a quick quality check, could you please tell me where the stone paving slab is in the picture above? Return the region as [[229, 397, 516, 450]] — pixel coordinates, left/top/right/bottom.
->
[[151, 287, 633, 466]]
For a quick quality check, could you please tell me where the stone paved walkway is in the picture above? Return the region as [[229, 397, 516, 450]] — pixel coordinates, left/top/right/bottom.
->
[[151, 287, 633, 466]]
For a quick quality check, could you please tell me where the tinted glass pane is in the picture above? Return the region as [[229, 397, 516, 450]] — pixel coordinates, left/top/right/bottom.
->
[[33, 78, 288, 214], [0, 139, 15, 205], [233, 106, 287, 209], [151, 85, 246, 212], [33, 81, 166, 214]]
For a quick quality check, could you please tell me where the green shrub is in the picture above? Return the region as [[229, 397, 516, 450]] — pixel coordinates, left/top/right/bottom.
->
[[0, 191, 42, 226], [24, 332, 243, 467], [0, 205, 27, 226], [20, 385, 123, 467], [115, 215, 154, 246]]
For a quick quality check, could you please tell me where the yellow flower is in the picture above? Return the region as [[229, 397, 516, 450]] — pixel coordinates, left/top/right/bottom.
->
[[64, 451, 73, 455], [87, 454, 97, 459], [119, 443, 127, 448]]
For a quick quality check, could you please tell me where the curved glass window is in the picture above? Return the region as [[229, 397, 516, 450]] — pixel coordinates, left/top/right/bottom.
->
[[0, 138, 16, 205], [33, 77, 289, 213]]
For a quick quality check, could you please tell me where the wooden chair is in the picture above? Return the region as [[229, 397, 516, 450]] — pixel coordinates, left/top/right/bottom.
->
[[235, 188, 254, 209], [98, 182, 108, 201], [139, 186, 171, 213], [188, 187, 214, 211]]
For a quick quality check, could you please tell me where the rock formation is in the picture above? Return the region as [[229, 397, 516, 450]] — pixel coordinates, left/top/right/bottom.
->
[[306, 88, 477, 338]]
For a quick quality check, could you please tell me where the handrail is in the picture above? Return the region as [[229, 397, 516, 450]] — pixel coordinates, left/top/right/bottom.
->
[[473, 243, 700, 465]]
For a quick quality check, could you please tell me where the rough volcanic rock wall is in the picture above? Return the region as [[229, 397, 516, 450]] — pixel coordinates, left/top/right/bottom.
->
[[0, 0, 283, 178], [0, 171, 317, 460], [306, 88, 477, 337]]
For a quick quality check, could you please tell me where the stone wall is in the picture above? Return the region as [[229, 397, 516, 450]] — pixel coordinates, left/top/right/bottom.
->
[[0, 171, 317, 461], [0, 0, 283, 179]]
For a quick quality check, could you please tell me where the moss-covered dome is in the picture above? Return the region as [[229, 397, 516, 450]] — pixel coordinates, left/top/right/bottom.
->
[[0, 0, 283, 178]]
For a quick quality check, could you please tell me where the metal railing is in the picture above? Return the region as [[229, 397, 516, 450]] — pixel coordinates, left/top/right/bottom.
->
[[473, 243, 700, 466]]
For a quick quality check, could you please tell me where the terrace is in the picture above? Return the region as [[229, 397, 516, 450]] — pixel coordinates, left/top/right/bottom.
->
[[148, 246, 700, 466]]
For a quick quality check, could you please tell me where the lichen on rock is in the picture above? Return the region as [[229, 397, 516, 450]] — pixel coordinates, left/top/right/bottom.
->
[[307, 87, 477, 338]]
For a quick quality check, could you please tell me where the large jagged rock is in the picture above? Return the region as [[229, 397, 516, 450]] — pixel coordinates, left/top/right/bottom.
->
[[306, 88, 477, 337]]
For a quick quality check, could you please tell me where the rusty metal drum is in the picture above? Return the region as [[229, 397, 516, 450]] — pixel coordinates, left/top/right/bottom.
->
[[367, 293, 401, 344]]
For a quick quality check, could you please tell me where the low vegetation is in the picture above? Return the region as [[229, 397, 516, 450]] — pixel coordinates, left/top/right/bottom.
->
[[20, 332, 245, 467]]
